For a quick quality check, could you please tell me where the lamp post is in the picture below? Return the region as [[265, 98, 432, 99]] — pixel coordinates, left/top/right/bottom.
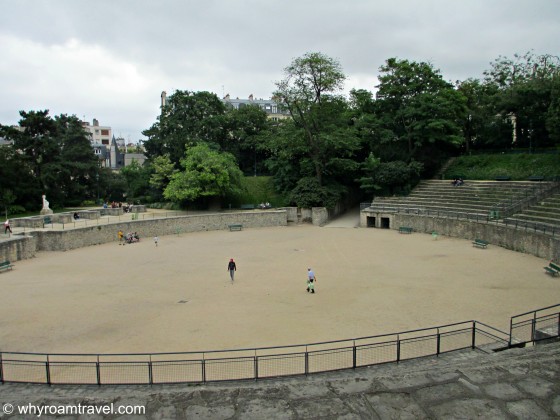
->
[[96, 172, 99, 205]]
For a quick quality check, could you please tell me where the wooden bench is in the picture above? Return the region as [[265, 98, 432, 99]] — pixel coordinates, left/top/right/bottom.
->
[[240, 204, 255, 210], [544, 261, 560, 276], [0, 260, 14, 272], [472, 239, 489, 249], [228, 224, 243, 231], [399, 226, 413, 234]]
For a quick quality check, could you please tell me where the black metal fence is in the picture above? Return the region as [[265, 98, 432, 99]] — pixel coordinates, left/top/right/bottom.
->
[[0, 321, 509, 385], [509, 303, 560, 347]]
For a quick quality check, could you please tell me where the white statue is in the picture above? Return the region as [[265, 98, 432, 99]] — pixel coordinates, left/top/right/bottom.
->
[[40, 194, 53, 215]]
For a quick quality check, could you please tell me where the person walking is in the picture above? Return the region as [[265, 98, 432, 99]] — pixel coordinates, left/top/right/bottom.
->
[[118, 229, 124, 245], [4, 220, 12, 234], [227, 258, 237, 282], [307, 267, 317, 293], [154, 235, 159, 247]]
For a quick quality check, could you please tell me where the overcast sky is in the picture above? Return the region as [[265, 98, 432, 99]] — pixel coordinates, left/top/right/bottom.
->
[[1, 0, 558, 143]]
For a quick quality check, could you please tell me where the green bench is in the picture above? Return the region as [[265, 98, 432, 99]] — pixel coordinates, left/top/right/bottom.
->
[[228, 224, 243, 231], [43, 216, 52, 227], [472, 239, 489, 249], [0, 260, 14, 272], [398, 226, 413, 234], [528, 176, 545, 182], [494, 176, 511, 181], [544, 261, 560, 276], [240, 204, 255, 210]]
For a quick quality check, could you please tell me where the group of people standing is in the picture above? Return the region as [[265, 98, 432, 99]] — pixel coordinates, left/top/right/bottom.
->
[[117, 230, 140, 244]]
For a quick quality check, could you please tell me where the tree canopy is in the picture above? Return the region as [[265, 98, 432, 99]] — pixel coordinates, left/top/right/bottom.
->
[[2, 50, 558, 214], [163, 143, 243, 204], [0, 110, 99, 210]]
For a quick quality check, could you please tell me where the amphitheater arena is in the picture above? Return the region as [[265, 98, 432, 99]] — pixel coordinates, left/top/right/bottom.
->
[[0, 200, 559, 359]]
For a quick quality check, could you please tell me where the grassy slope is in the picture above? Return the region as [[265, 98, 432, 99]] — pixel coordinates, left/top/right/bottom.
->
[[444, 153, 560, 180], [237, 176, 290, 207]]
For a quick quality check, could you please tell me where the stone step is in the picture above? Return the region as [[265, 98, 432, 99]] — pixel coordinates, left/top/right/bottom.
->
[[507, 214, 560, 227]]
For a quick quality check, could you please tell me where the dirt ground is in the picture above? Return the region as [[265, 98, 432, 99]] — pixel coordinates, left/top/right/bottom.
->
[[0, 219, 558, 355]]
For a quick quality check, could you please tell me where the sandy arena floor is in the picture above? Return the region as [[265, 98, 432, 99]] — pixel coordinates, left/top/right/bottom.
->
[[0, 222, 559, 355]]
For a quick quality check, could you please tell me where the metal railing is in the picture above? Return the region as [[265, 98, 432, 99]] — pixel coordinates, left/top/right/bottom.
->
[[0, 321, 509, 385], [361, 203, 560, 237], [510, 303, 560, 347], [493, 181, 560, 219]]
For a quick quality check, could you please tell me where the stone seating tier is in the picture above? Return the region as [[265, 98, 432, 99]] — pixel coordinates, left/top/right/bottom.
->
[[390, 196, 507, 206], [370, 180, 555, 220], [506, 214, 560, 227], [507, 192, 560, 228]]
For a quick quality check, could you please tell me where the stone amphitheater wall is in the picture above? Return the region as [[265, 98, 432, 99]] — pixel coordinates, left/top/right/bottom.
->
[[361, 211, 559, 261], [0, 210, 288, 261]]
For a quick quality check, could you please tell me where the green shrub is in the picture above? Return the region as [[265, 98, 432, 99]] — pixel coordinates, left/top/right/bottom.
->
[[8, 205, 26, 215]]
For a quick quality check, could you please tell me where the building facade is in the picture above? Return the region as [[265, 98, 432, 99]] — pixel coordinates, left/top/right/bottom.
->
[[222, 94, 289, 121], [81, 119, 112, 146]]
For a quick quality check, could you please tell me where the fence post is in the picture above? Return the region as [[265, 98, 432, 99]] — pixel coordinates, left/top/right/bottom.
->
[[305, 346, 309, 376], [352, 340, 357, 369], [0, 353, 3, 384], [148, 356, 153, 385], [396, 335, 401, 363], [96, 356, 101, 386], [509, 317, 513, 348], [46, 356, 51, 386], [436, 330, 441, 356], [531, 312, 537, 342], [202, 355, 206, 383], [254, 351, 258, 381], [471, 322, 476, 349]]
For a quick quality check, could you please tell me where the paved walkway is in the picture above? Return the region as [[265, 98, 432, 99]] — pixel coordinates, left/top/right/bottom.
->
[[324, 207, 361, 228], [0, 342, 559, 419]]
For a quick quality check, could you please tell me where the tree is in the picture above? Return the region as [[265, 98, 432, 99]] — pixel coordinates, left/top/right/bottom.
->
[[164, 143, 243, 205], [0, 142, 37, 212], [372, 58, 466, 175], [0, 110, 98, 209], [149, 154, 177, 199], [357, 154, 423, 196], [482, 52, 560, 149], [120, 160, 151, 202], [143, 90, 228, 166], [56, 114, 100, 205], [224, 104, 271, 175], [289, 177, 343, 208], [273, 52, 359, 186]]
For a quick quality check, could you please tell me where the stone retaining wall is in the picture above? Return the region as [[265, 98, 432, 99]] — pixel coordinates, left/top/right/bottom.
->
[[0, 210, 288, 260], [360, 210, 560, 261], [0, 235, 36, 262], [11, 217, 45, 228], [100, 208, 123, 216]]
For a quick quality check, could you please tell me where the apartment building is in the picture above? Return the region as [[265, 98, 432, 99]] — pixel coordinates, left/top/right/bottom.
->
[[222, 93, 289, 121], [81, 118, 112, 146]]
